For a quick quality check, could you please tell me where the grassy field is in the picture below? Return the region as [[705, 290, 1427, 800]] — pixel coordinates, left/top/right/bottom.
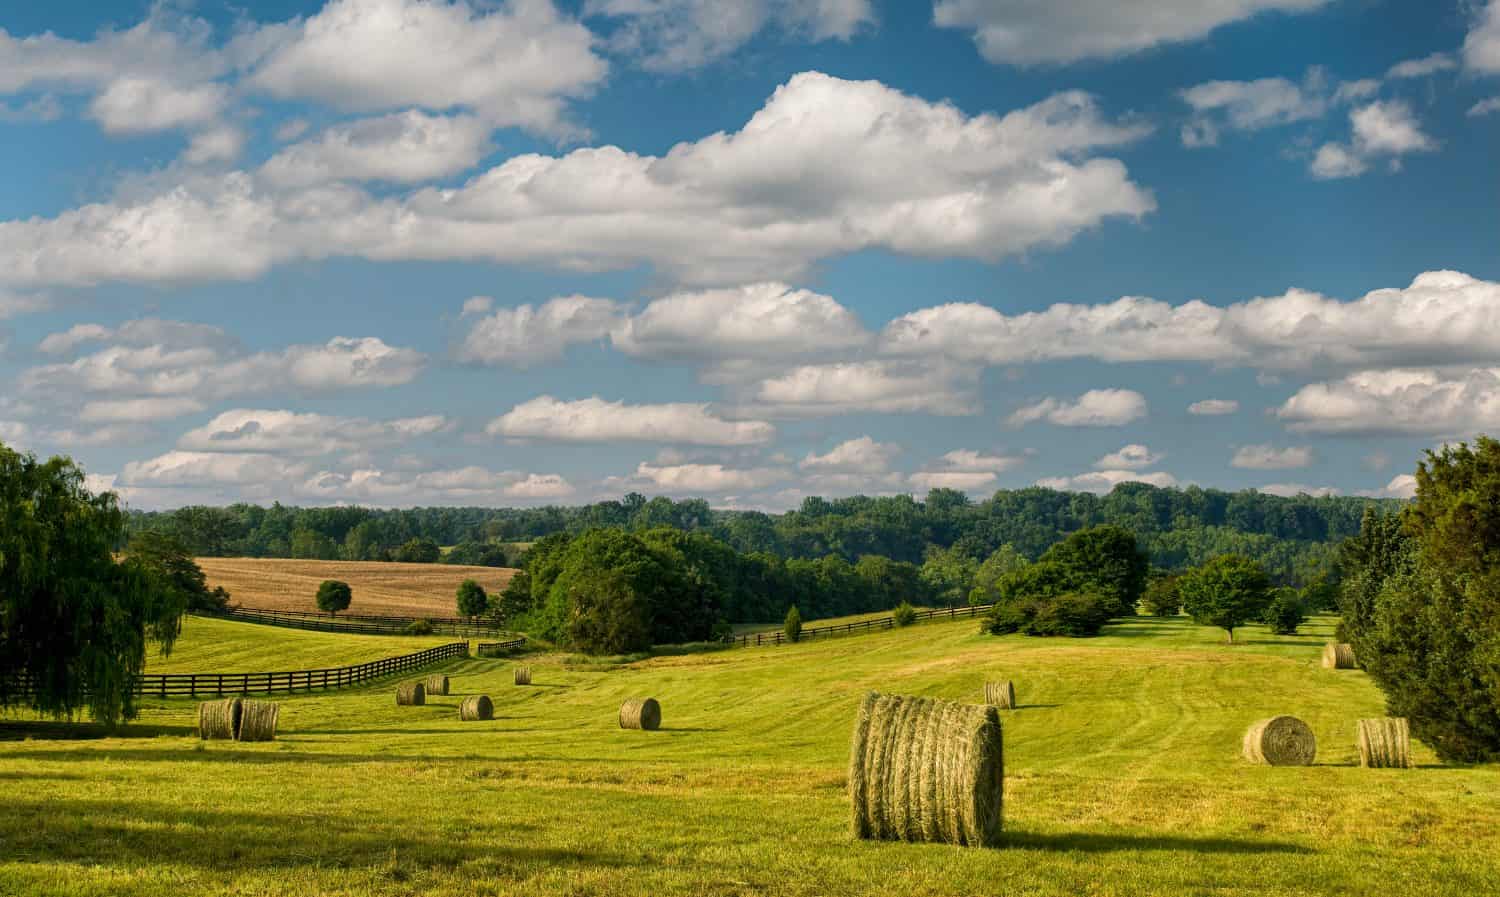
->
[[197, 557, 516, 616], [143, 616, 456, 673], [732, 606, 939, 635], [3, 613, 1499, 896]]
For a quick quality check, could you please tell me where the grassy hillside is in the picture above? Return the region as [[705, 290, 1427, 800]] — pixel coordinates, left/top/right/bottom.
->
[[198, 557, 516, 617], [144, 616, 456, 673], [3, 614, 1498, 896]]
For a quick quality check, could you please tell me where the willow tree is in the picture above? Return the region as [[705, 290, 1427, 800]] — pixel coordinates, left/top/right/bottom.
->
[[0, 443, 184, 725]]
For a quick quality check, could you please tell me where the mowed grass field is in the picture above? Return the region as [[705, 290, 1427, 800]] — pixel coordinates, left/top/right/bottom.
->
[[4, 614, 1500, 896], [197, 557, 516, 616], [143, 616, 456, 673]]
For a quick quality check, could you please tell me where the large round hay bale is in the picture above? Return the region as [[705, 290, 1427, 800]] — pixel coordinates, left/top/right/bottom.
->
[[197, 698, 242, 740], [396, 681, 426, 706], [425, 674, 450, 696], [1242, 715, 1317, 766], [619, 697, 661, 731], [984, 680, 1016, 710], [848, 692, 1004, 847], [1322, 642, 1357, 669], [460, 695, 494, 721], [514, 666, 532, 686], [1357, 718, 1412, 768], [237, 700, 280, 742]]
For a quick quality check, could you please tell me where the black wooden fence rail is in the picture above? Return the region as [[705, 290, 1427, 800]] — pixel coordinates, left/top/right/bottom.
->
[[475, 637, 527, 656], [728, 602, 998, 648], [200, 606, 506, 637], [7, 641, 470, 699]]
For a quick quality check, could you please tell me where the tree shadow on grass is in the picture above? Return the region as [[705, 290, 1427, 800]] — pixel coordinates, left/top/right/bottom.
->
[[0, 721, 196, 741], [0, 796, 642, 873], [1014, 703, 1062, 710], [1005, 830, 1310, 855]]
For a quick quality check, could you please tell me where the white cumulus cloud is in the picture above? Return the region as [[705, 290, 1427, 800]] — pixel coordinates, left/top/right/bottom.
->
[[1231, 444, 1314, 469], [456, 295, 627, 367], [1276, 368, 1500, 436], [1008, 389, 1147, 428], [800, 436, 900, 473], [1188, 398, 1240, 415], [1096, 443, 1162, 469], [488, 396, 775, 445]]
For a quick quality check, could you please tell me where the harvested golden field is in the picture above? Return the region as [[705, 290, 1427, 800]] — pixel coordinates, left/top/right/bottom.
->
[[197, 557, 516, 617]]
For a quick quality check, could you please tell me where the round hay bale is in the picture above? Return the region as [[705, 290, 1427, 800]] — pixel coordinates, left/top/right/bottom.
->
[[425, 674, 450, 696], [514, 666, 532, 686], [848, 692, 1003, 847], [197, 698, 242, 740], [1322, 642, 1357, 669], [1242, 715, 1317, 766], [984, 680, 1016, 710], [619, 697, 661, 731], [1357, 718, 1412, 769], [460, 695, 494, 721], [396, 681, 426, 706], [237, 700, 280, 742]]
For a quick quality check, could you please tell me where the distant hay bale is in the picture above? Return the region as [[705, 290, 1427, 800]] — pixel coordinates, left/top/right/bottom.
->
[[396, 681, 426, 706], [197, 698, 242, 740], [460, 695, 494, 721], [237, 700, 280, 742], [848, 692, 1004, 847], [425, 674, 450, 696], [1357, 718, 1412, 768], [1322, 643, 1357, 669], [619, 697, 661, 731], [514, 666, 532, 686], [1242, 715, 1317, 766], [984, 680, 1016, 710]]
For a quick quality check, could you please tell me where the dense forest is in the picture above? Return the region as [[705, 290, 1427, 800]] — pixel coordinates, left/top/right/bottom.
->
[[127, 483, 1397, 584]]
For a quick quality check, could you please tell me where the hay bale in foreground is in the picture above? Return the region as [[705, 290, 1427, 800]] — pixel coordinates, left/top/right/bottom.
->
[[984, 680, 1016, 710], [237, 700, 280, 742], [1242, 715, 1317, 766], [848, 692, 1004, 847], [425, 674, 450, 696], [619, 697, 661, 731], [197, 698, 242, 740], [460, 695, 494, 721], [1358, 718, 1412, 768], [396, 681, 426, 706], [514, 666, 532, 686], [1323, 642, 1357, 669]]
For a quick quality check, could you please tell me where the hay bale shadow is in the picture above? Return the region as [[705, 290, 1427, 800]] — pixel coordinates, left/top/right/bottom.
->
[[0, 721, 196, 741]]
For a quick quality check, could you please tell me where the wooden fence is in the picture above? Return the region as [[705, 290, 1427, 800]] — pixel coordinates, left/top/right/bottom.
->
[[200, 606, 507, 637], [6, 641, 470, 699], [727, 602, 997, 648], [475, 636, 528, 656]]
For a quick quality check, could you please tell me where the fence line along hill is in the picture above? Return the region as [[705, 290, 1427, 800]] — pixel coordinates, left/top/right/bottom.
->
[[197, 557, 516, 617]]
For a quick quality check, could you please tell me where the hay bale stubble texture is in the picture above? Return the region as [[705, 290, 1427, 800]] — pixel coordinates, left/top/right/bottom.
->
[[425, 674, 450, 695], [1357, 718, 1412, 768], [237, 700, 280, 742], [984, 680, 1016, 709], [619, 697, 661, 730], [1323, 642, 1357, 669], [460, 695, 494, 721], [396, 681, 426, 706], [514, 666, 532, 686], [197, 698, 242, 740], [848, 692, 1004, 847], [1242, 715, 1317, 765]]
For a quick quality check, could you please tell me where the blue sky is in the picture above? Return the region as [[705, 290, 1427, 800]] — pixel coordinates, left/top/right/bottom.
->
[[1, 0, 1497, 510]]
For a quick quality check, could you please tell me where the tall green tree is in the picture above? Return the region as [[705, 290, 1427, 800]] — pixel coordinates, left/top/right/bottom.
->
[[455, 579, 489, 618], [316, 580, 353, 616], [1039, 525, 1150, 617], [0, 444, 185, 725], [125, 531, 230, 613], [1178, 555, 1272, 643]]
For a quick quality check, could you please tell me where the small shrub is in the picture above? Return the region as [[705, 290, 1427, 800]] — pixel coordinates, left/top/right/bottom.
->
[[784, 605, 803, 643], [402, 619, 434, 635], [1262, 588, 1306, 635], [982, 592, 1111, 637], [892, 601, 918, 627], [710, 619, 734, 642]]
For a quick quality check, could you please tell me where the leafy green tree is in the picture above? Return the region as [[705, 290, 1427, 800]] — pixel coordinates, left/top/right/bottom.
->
[[1, 444, 185, 725], [784, 605, 803, 643], [983, 592, 1112, 637], [456, 579, 489, 618], [562, 568, 653, 654], [443, 540, 510, 567], [126, 531, 230, 612], [394, 537, 442, 563], [1178, 555, 1272, 643], [1338, 440, 1500, 763], [316, 580, 353, 616], [920, 545, 978, 607], [1262, 587, 1306, 635], [1140, 574, 1181, 617], [1039, 524, 1149, 617], [290, 528, 340, 560], [892, 601, 918, 627], [967, 543, 1027, 605], [493, 569, 534, 623]]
